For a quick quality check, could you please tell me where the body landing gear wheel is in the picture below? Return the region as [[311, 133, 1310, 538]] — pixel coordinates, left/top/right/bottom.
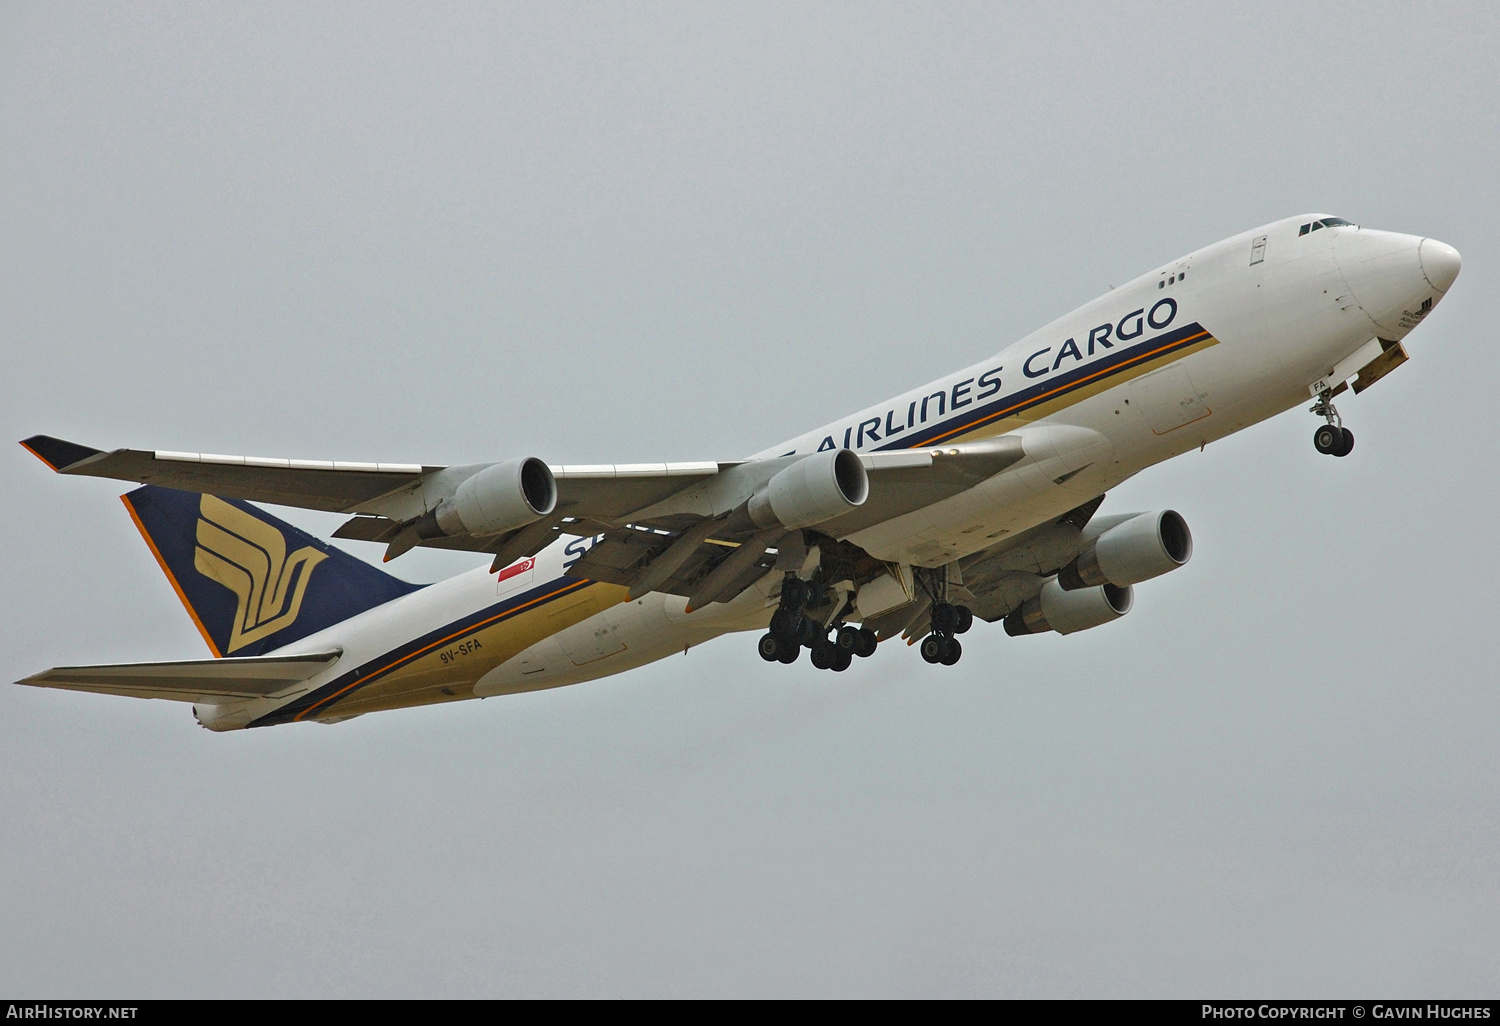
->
[[777, 639, 801, 664], [830, 648, 852, 672], [953, 606, 973, 634], [779, 577, 809, 610], [770, 607, 798, 637], [836, 625, 861, 655], [1313, 423, 1343, 455], [796, 615, 823, 648], [810, 643, 836, 670], [837, 625, 879, 657]]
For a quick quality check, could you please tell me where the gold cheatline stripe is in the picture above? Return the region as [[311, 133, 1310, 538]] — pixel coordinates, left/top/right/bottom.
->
[[921, 329, 1212, 446], [293, 578, 592, 720]]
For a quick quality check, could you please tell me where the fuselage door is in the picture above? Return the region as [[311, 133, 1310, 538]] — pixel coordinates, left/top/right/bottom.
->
[[1130, 365, 1212, 435], [557, 611, 628, 666]]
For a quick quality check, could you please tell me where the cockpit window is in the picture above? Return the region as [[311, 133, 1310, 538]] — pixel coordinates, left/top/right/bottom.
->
[[1299, 217, 1356, 236]]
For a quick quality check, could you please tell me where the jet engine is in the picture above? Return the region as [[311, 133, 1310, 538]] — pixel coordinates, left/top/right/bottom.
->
[[1057, 510, 1192, 591], [743, 448, 869, 530], [1004, 579, 1133, 636], [435, 457, 558, 538]]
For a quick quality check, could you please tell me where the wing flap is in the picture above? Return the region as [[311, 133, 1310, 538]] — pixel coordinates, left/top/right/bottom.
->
[[18, 650, 341, 704]]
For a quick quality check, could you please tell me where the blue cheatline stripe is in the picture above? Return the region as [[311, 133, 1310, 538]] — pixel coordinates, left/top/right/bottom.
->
[[250, 576, 596, 727], [875, 322, 1213, 452]]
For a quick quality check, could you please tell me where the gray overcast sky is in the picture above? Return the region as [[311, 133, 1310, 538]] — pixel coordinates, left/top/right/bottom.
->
[[2, 1, 1497, 997]]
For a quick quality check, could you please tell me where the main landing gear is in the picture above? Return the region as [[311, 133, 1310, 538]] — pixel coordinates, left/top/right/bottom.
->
[[1310, 389, 1354, 457], [758, 575, 878, 672], [919, 601, 973, 666]]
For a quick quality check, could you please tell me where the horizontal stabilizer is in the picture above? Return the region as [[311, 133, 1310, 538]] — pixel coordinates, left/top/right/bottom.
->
[[18, 650, 341, 704]]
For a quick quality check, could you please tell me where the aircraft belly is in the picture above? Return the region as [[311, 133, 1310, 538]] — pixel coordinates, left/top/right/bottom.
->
[[475, 586, 769, 696], [333, 584, 628, 713]]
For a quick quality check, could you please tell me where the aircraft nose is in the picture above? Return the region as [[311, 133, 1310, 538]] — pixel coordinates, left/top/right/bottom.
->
[[1419, 238, 1462, 293]]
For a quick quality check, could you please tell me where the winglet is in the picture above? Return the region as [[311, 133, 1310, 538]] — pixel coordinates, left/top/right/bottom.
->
[[20, 435, 104, 472]]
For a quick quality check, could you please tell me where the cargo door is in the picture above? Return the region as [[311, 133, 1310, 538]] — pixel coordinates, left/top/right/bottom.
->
[[1130, 365, 1211, 435]]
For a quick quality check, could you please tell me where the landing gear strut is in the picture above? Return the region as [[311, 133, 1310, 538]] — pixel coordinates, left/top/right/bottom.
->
[[1310, 390, 1354, 457], [760, 574, 812, 664], [920, 599, 973, 666]]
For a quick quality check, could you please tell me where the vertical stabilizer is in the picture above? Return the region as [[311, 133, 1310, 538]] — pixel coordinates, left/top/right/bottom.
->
[[122, 485, 422, 657]]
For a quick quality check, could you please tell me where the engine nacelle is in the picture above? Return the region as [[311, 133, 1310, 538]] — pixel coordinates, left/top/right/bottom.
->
[[747, 448, 869, 530], [436, 457, 557, 537], [1057, 510, 1192, 590], [1004, 579, 1133, 636]]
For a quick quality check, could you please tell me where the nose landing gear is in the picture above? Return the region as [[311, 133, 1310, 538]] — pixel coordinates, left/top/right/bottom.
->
[[1310, 389, 1354, 457]]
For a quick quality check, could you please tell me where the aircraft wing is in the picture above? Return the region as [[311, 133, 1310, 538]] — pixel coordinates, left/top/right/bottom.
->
[[21, 435, 438, 513], [21, 432, 1031, 590], [18, 650, 342, 704], [22, 434, 732, 532]]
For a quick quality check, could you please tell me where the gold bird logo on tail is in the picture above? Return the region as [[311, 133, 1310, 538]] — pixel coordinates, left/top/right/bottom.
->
[[193, 494, 327, 653]]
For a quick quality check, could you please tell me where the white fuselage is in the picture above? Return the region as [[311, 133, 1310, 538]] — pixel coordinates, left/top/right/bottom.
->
[[198, 214, 1456, 729]]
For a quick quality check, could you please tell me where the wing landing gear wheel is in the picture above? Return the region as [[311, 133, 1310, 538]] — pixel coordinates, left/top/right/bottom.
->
[[831, 648, 852, 672], [1334, 426, 1354, 457], [758, 633, 781, 662], [920, 635, 946, 664], [855, 628, 878, 658], [777, 638, 801, 664], [810, 643, 836, 670], [940, 637, 962, 665]]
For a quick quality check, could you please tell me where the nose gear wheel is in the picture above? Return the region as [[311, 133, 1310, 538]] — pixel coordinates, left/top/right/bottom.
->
[[1310, 390, 1354, 457]]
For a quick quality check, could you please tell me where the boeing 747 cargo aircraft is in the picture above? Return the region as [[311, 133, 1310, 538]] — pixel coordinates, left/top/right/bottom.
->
[[18, 214, 1461, 730]]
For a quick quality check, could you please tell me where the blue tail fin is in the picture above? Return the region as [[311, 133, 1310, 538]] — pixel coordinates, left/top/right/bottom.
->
[[123, 485, 422, 657]]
